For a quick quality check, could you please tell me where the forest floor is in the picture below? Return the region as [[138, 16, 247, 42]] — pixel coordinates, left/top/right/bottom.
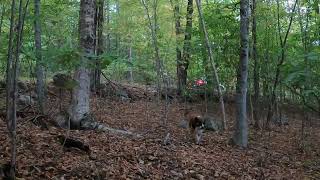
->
[[0, 82, 320, 179]]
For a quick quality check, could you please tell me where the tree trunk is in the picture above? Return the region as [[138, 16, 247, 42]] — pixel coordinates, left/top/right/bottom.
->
[[0, 5, 5, 47], [71, 0, 96, 127], [170, 0, 183, 95], [6, 0, 17, 178], [266, 0, 297, 129], [6, 0, 29, 178], [141, 0, 163, 92], [92, 0, 104, 90], [195, 0, 227, 130], [115, 0, 120, 55], [106, 0, 111, 53], [232, 0, 249, 148], [34, 0, 46, 114], [179, 0, 193, 93], [251, 0, 260, 129], [128, 39, 133, 83]]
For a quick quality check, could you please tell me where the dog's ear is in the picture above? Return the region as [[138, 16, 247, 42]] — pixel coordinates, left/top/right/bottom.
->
[[195, 115, 203, 122]]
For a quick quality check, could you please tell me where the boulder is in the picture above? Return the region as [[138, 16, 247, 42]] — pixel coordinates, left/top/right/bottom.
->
[[17, 81, 28, 92], [272, 114, 289, 126], [17, 94, 34, 106], [203, 115, 223, 132], [178, 119, 189, 129]]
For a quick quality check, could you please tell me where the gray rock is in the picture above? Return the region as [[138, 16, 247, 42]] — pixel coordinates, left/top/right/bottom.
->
[[272, 114, 289, 126], [17, 81, 28, 92], [203, 116, 223, 132], [18, 94, 34, 106], [178, 119, 188, 129]]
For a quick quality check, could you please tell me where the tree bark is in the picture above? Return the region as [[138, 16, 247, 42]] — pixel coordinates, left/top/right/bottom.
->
[[91, 0, 104, 91], [251, 0, 260, 129], [0, 5, 5, 47], [170, 0, 183, 95], [128, 39, 133, 83], [179, 0, 193, 94], [71, 0, 96, 127], [6, 0, 30, 178], [195, 0, 227, 130], [6, 0, 17, 178], [198, 0, 210, 85], [34, 0, 46, 114], [232, 0, 249, 148], [106, 0, 111, 53]]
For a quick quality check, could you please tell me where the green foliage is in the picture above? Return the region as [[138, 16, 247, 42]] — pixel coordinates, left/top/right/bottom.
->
[[0, 0, 319, 111]]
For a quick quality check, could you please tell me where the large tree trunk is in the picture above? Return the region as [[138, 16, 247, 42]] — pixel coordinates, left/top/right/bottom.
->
[[71, 0, 96, 127], [232, 0, 249, 148], [34, 0, 46, 114], [178, 0, 193, 93], [251, 0, 260, 129]]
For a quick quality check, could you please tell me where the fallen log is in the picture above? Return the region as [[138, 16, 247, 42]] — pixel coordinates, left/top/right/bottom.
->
[[57, 135, 90, 153]]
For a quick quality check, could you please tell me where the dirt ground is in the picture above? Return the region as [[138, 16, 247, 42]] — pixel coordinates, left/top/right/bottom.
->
[[0, 85, 319, 179]]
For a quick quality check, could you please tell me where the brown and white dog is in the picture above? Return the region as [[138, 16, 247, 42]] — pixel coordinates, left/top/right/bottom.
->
[[188, 115, 205, 144]]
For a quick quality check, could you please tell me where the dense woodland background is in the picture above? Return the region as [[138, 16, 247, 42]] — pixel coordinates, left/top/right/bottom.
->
[[0, 0, 319, 179]]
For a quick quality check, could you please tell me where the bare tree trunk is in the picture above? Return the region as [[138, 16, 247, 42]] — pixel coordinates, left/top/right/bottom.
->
[[115, 0, 120, 56], [34, 0, 46, 114], [0, 5, 5, 47], [6, 0, 29, 178], [106, 0, 111, 53], [169, 0, 183, 95], [179, 0, 193, 94], [6, 0, 17, 178], [198, 0, 210, 85], [231, 0, 249, 148], [94, 0, 104, 88], [141, 0, 163, 92], [195, 0, 227, 130], [266, 0, 298, 129], [90, 3, 98, 91], [252, 0, 260, 129], [71, 0, 96, 127], [128, 39, 133, 83]]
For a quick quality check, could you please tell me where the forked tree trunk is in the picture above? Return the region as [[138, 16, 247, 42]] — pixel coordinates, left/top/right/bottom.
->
[[232, 0, 249, 148], [71, 0, 96, 127], [34, 0, 46, 114]]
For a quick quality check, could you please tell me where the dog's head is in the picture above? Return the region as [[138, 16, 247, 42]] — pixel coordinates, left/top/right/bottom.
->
[[190, 115, 205, 129]]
